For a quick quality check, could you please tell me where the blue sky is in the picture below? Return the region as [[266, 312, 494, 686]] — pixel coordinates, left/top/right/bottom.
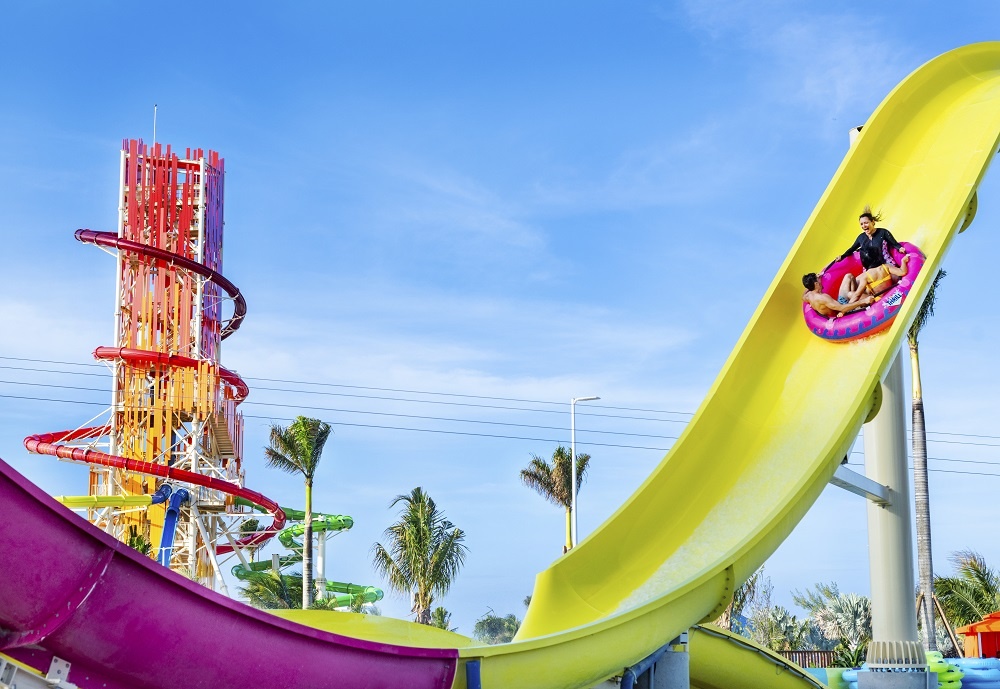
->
[[2, 1, 1000, 635]]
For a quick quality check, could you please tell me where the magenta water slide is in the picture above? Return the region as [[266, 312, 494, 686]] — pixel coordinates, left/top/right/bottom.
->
[[0, 457, 458, 689]]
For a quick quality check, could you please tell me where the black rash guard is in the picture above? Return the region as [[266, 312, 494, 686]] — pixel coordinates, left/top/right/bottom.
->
[[839, 227, 905, 270]]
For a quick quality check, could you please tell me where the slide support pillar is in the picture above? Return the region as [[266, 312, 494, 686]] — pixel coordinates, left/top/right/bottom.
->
[[316, 530, 327, 600], [858, 671, 934, 689], [622, 633, 689, 689], [645, 641, 689, 689], [863, 351, 926, 679]]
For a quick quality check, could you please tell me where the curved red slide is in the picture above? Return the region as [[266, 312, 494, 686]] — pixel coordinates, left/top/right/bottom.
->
[[75, 229, 247, 339], [24, 428, 285, 552], [26, 230, 279, 552], [92, 347, 250, 401]]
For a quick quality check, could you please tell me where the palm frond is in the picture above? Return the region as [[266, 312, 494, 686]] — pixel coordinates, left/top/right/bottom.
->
[[473, 610, 522, 644], [520, 446, 591, 510], [263, 425, 298, 474], [264, 416, 332, 479], [935, 550, 1000, 626], [239, 571, 303, 609], [371, 542, 411, 595], [428, 526, 469, 598], [520, 456, 562, 507], [792, 581, 841, 614], [908, 269, 946, 344]]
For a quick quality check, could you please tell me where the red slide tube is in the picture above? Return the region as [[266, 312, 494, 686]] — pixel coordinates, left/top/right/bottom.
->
[[75, 229, 247, 339], [25, 429, 285, 553]]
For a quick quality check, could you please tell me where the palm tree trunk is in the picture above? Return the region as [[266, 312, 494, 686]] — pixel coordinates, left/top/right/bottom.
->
[[910, 340, 936, 650], [564, 507, 572, 552], [303, 478, 314, 609], [415, 589, 432, 624]]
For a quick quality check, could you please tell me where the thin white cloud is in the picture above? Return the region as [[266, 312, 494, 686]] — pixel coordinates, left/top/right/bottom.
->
[[678, 0, 910, 121], [228, 286, 698, 397], [677, 0, 762, 39], [531, 120, 743, 211], [372, 159, 545, 252], [0, 294, 108, 362]]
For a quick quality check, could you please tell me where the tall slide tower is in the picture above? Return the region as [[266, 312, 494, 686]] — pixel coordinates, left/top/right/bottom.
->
[[27, 140, 278, 591]]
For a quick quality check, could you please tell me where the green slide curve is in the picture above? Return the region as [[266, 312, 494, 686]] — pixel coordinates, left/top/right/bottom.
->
[[232, 496, 384, 607]]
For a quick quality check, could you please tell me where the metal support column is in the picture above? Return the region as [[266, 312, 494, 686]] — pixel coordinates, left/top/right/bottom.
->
[[316, 530, 327, 601], [862, 351, 927, 684], [622, 634, 689, 689]]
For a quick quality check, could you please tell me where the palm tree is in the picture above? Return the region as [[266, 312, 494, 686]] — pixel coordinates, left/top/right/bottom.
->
[[126, 525, 153, 557], [264, 416, 332, 608], [792, 581, 841, 616], [750, 606, 811, 652], [239, 571, 303, 609], [430, 607, 457, 631], [520, 446, 591, 552], [347, 591, 381, 615], [371, 487, 468, 625], [473, 610, 521, 644], [743, 575, 812, 651], [909, 269, 946, 649], [935, 550, 1000, 627], [793, 583, 871, 661], [814, 592, 872, 664], [792, 581, 844, 651]]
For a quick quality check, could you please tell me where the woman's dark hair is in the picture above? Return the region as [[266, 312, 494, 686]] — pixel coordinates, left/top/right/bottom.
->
[[859, 204, 883, 223]]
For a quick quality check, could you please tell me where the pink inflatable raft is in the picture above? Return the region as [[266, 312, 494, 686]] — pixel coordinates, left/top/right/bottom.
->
[[803, 241, 925, 342]]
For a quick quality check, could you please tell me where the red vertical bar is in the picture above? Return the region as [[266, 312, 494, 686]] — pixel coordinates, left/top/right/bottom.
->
[[168, 152, 178, 254]]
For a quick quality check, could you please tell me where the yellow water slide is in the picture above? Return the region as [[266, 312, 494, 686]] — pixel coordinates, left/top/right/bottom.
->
[[452, 42, 1000, 688], [274, 42, 1000, 689], [14, 43, 996, 689], [688, 625, 829, 689]]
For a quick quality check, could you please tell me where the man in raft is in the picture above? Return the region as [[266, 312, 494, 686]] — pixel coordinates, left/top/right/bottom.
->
[[838, 253, 911, 304], [802, 273, 873, 317]]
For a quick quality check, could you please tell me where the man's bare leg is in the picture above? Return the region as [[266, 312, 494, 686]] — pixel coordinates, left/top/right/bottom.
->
[[839, 274, 857, 302]]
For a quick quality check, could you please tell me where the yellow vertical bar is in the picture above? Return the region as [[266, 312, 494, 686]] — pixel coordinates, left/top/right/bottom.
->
[[203, 362, 211, 417]]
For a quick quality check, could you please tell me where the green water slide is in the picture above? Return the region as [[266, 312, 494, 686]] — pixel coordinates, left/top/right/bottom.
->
[[232, 497, 383, 607]]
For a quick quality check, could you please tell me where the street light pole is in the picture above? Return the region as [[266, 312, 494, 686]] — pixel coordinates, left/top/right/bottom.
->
[[571, 395, 600, 548]]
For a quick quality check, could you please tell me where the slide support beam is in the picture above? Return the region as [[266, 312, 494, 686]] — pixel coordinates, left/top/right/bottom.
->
[[863, 351, 926, 676]]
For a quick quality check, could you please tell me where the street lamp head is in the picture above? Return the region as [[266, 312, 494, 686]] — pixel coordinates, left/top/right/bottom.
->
[[572, 396, 600, 403]]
